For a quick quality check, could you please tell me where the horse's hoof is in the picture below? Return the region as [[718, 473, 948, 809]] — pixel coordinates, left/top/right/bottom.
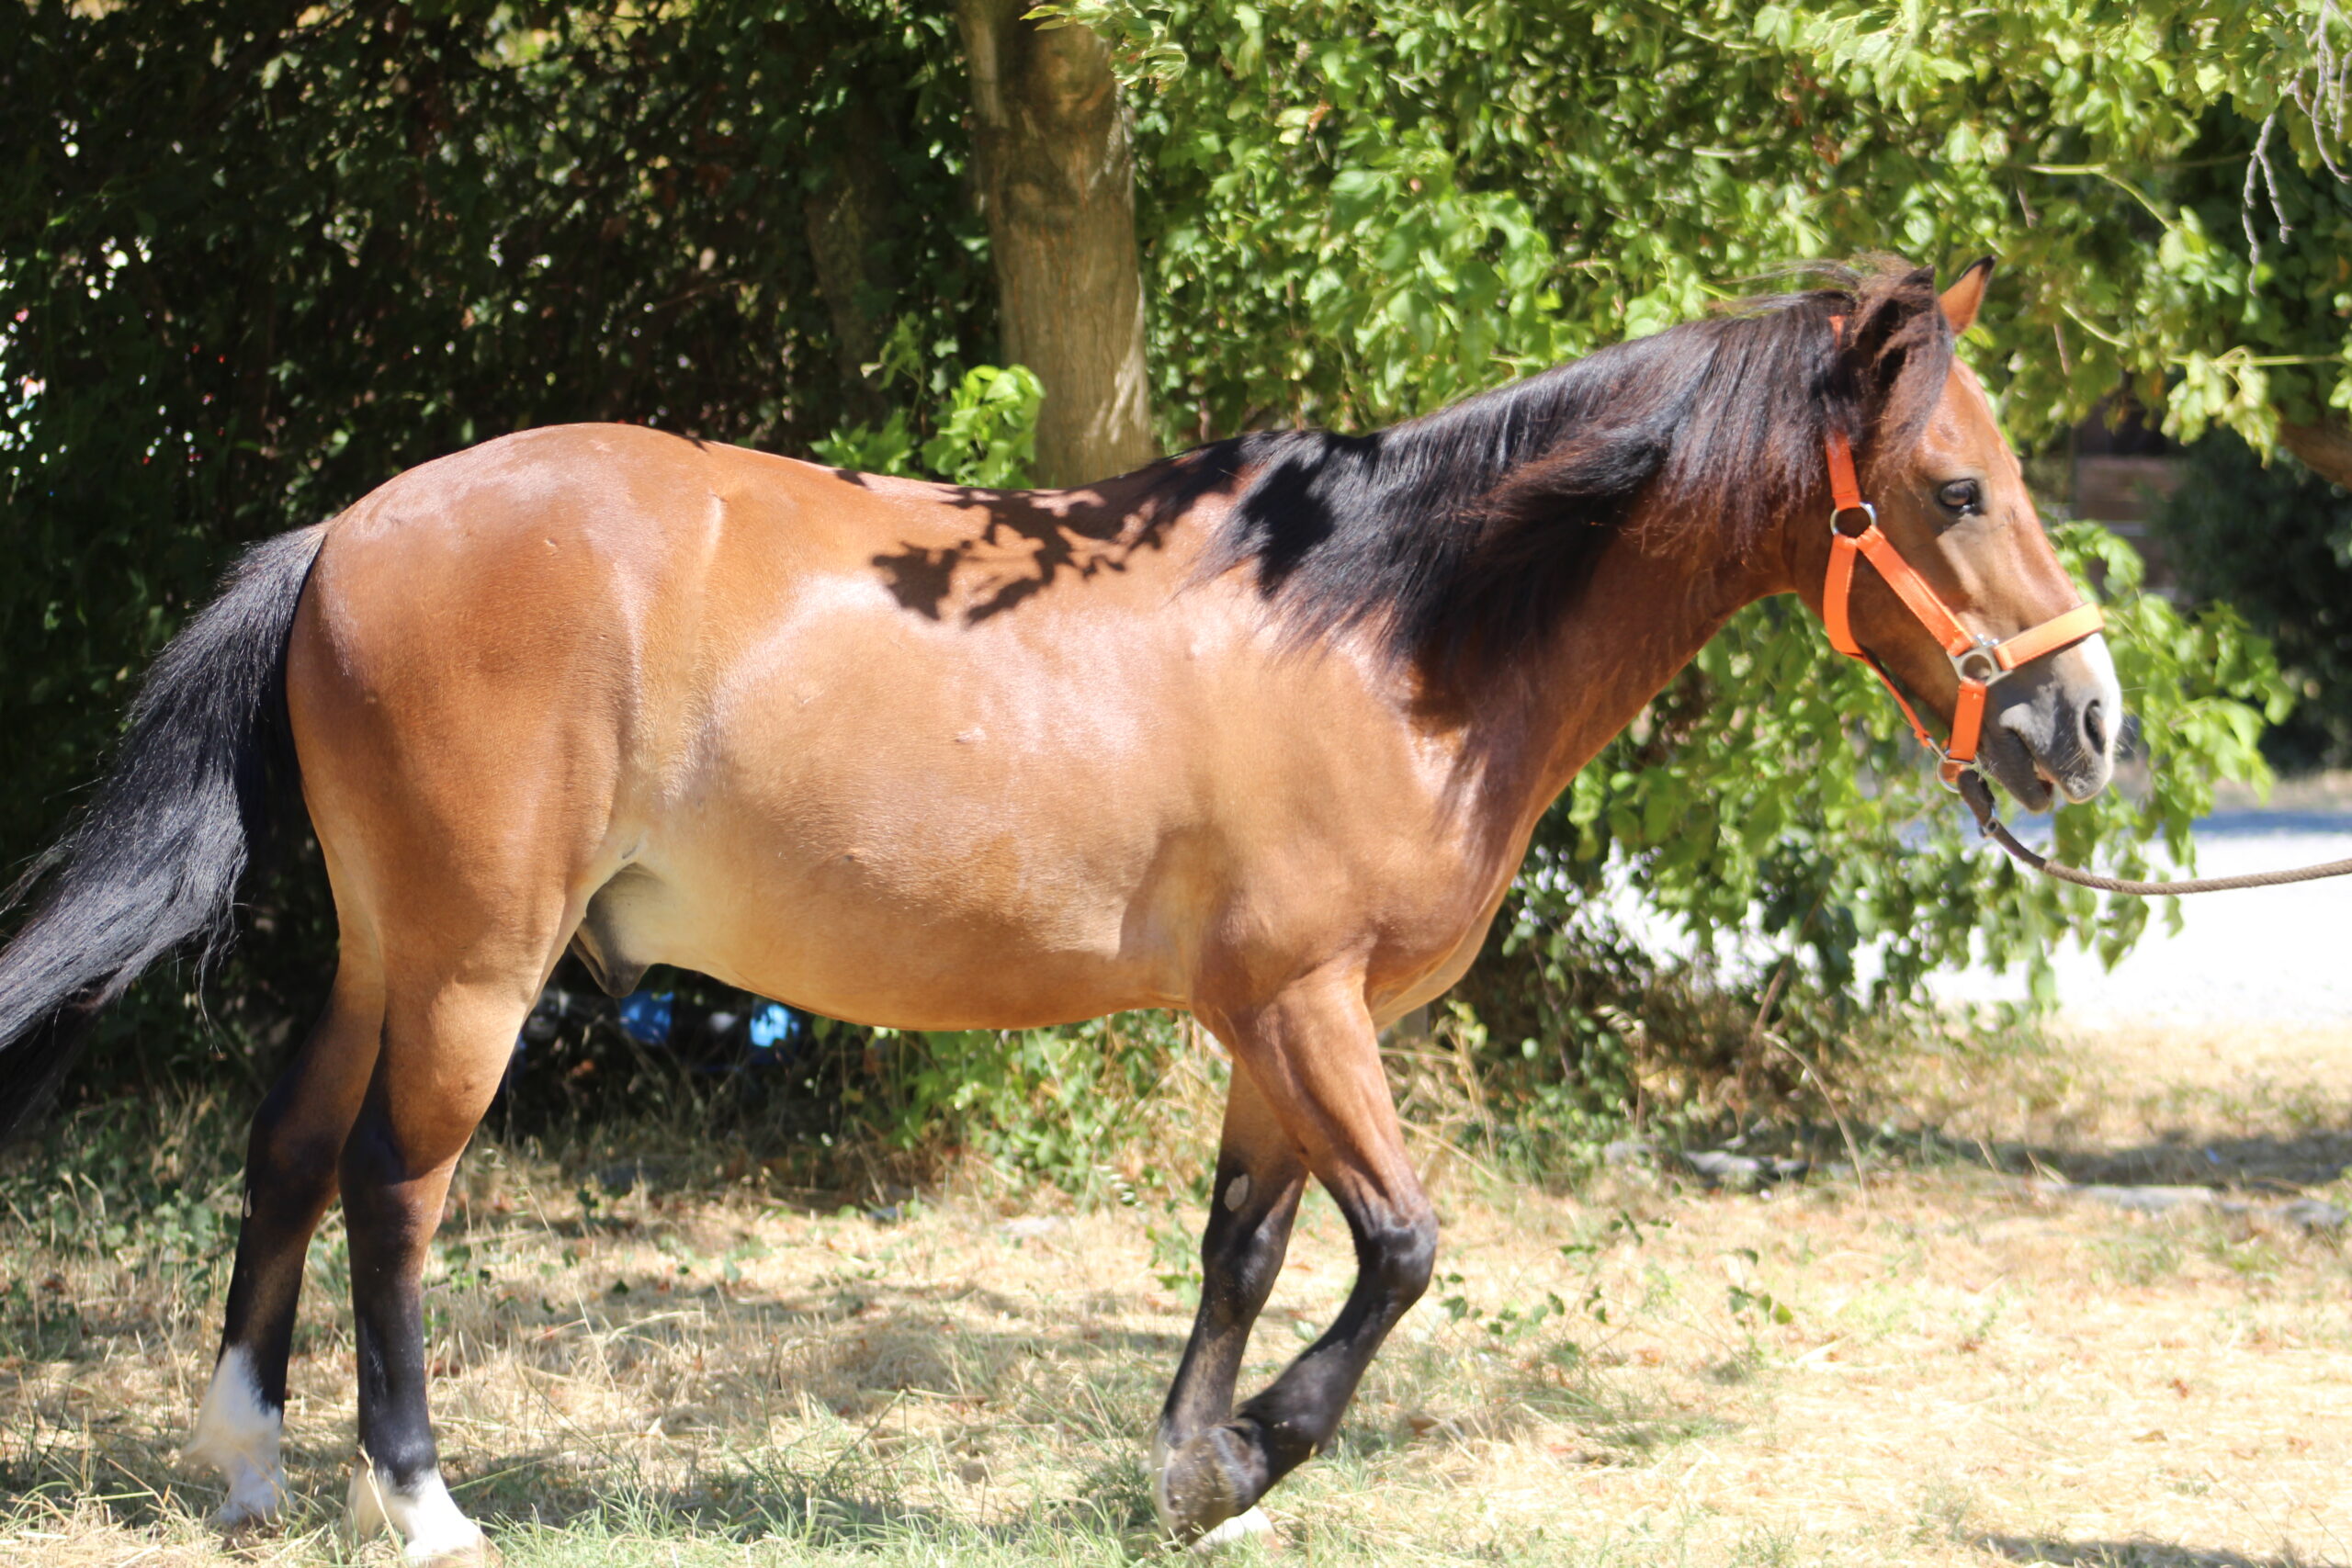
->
[[1189, 1506, 1273, 1553], [347, 1463, 496, 1566], [211, 1502, 279, 1542], [1152, 1426, 1257, 1545]]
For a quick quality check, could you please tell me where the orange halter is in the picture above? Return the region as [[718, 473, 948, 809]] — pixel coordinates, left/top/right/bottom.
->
[[1818, 323, 2104, 785]]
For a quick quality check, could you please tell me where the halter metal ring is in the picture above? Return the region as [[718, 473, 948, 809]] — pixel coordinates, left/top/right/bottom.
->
[[1829, 500, 1876, 538], [1951, 638, 2006, 686]]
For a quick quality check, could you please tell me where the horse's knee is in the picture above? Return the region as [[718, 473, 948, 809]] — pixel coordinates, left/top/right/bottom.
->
[[338, 1105, 422, 1219], [1385, 1205, 1440, 1301], [1199, 1183, 1298, 1309], [338, 997, 511, 1204], [242, 984, 382, 1207]]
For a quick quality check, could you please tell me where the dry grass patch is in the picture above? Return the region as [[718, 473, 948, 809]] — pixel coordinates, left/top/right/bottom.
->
[[4, 1025, 2350, 1567]]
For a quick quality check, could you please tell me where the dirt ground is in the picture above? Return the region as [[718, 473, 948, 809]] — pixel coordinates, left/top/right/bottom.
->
[[1, 1022, 2347, 1568]]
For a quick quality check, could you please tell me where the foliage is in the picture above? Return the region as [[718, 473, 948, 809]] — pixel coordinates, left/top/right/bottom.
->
[[2152, 431, 2352, 768], [0, 0, 998, 1087], [0, 1088, 245, 1318], [0, 0, 989, 846], [856, 1014, 1204, 1200], [1093, 0, 2301, 1106], [809, 323, 1046, 486], [1112, 2, 2352, 450], [0, 0, 2327, 1162]]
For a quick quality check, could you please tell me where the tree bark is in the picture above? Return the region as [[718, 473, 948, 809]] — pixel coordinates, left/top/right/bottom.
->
[[956, 1, 1156, 487], [2280, 416, 2352, 492], [803, 105, 898, 428]]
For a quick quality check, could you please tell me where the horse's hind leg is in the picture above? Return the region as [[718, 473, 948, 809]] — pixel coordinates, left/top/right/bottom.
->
[[338, 949, 547, 1565], [186, 958, 384, 1525], [1154, 979, 1438, 1543], [1151, 1063, 1306, 1545]]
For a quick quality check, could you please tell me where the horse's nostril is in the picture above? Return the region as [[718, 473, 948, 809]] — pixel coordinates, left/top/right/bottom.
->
[[2083, 699, 2108, 757]]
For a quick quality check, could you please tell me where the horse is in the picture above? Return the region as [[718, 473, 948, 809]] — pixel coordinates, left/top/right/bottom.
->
[[0, 257, 2118, 1561]]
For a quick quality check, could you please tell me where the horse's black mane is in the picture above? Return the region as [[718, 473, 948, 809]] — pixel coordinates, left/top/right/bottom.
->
[[1148, 259, 1954, 677]]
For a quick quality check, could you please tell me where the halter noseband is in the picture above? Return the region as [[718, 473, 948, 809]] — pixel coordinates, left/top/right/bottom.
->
[[1817, 318, 2105, 785]]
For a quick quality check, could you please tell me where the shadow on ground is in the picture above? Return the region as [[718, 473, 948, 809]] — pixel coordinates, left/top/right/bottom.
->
[[1693, 1118, 2352, 1193], [1978, 1533, 2327, 1568], [1973, 1126, 2352, 1190]]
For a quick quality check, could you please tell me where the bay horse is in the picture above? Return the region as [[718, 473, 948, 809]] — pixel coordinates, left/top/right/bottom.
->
[[0, 258, 2117, 1560]]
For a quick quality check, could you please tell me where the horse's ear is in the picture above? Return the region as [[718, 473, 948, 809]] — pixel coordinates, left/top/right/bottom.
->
[[1851, 265, 1953, 446], [1939, 257, 1995, 335]]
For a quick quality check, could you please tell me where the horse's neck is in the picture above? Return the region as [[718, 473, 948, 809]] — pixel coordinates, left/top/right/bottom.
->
[[1466, 518, 1791, 840]]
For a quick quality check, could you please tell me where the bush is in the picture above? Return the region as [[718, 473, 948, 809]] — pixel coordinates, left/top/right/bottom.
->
[[2150, 430, 2352, 769], [1, 0, 991, 1097], [2, 3, 2294, 1182]]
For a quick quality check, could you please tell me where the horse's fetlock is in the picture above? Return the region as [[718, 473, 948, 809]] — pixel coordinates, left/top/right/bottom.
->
[[1369, 1203, 1439, 1305]]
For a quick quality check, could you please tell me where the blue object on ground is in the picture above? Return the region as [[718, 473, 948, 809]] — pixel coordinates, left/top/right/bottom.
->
[[748, 1002, 801, 1050], [617, 989, 675, 1046]]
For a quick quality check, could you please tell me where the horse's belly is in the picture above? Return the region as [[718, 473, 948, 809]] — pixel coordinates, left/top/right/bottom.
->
[[591, 812, 1196, 1030], [599, 590, 1226, 1024]]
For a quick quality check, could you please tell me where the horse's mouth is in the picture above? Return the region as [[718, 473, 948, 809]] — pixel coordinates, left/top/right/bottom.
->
[[2042, 755, 2111, 807], [1980, 699, 2121, 811], [2018, 765, 2057, 813], [1995, 774, 2055, 812], [1976, 725, 2055, 813]]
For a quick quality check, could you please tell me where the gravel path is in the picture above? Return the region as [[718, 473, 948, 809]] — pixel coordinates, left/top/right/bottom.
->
[[1935, 810, 2352, 1028], [1594, 803, 2352, 1032]]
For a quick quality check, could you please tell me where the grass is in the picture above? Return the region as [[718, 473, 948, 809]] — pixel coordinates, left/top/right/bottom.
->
[[2, 1024, 2350, 1567]]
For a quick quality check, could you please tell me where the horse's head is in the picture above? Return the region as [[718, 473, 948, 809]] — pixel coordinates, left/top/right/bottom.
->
[[1798, 260, 2120, 811]]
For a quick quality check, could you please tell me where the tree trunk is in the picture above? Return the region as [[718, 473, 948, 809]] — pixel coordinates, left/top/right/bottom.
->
[[803, 105, 898, 429], [2280, 416, 2352, 492], [956, 0, 1156, 487]]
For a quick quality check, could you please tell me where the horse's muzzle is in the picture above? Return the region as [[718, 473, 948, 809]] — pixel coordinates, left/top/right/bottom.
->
[[1980, 633, 2123, 810]]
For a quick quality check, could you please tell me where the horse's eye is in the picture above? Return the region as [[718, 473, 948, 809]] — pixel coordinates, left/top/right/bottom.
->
[[1938, 479, 1982, 515]]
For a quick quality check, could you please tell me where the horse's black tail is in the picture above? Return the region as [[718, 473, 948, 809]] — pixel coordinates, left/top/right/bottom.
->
[[0, 525, 326, 1142]]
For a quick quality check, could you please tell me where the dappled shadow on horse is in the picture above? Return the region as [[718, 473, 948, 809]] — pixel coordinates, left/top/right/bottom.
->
[[0, 256, 2116, 1560]]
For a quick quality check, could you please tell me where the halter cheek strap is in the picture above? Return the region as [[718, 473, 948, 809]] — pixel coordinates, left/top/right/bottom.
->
[[1817, 320, 2105, 785]]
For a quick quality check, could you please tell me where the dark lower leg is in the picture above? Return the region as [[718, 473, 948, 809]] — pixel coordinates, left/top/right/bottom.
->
[[189, 987, 379, 1522], [1159, 1068, 1306, 1451], [1153, 987, 1437, 1539], [337, 979, 518, 1560], [220, 1059, 365, 1404], [1156, 1188, 1435, 1532], [1230, 1193, 1435, 1472], [344, 1098, 453, 1501]]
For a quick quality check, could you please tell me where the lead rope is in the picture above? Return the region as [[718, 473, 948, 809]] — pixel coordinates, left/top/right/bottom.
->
[[1951, 767, 2352, 895]]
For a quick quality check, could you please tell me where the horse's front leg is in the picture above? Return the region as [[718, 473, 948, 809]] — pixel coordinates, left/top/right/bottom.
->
[[1152, 1060, 1306, 1545], [1153, 980, 1439, 1545]]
